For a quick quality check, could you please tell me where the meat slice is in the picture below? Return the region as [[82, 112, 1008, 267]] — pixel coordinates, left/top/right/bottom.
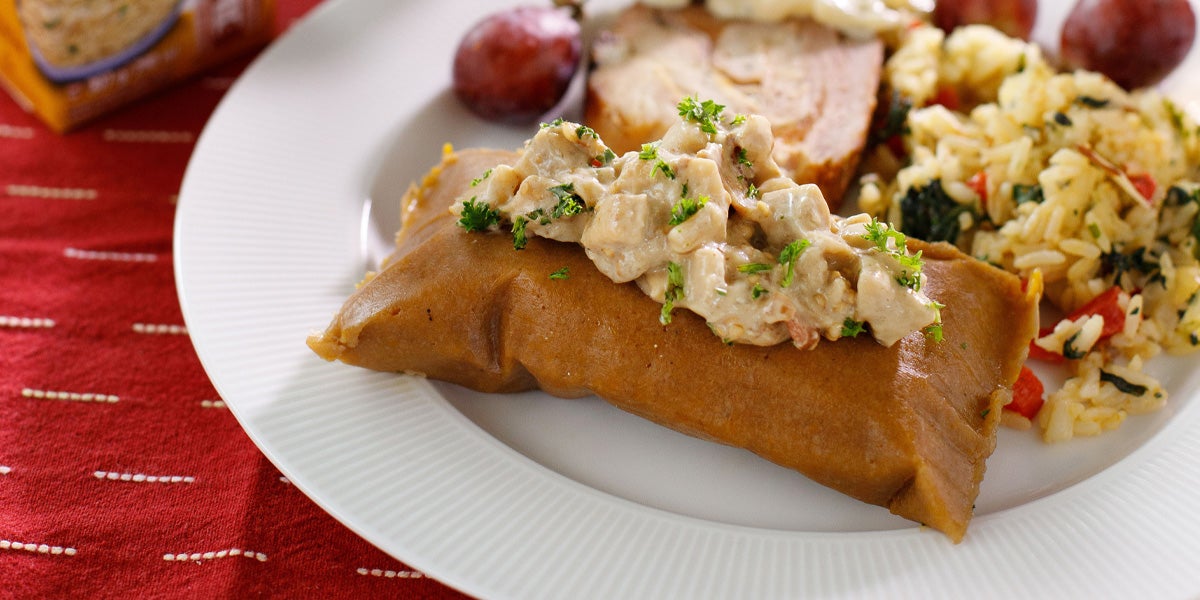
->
[[585, 4, 884, 211], [308, 149, 1040, 542]]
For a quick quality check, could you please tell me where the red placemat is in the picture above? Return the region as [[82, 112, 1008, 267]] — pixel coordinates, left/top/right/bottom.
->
[[0, 2, 469, 597]]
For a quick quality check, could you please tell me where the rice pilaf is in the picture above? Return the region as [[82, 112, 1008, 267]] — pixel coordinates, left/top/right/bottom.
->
[[861, 24, 1200, 442]]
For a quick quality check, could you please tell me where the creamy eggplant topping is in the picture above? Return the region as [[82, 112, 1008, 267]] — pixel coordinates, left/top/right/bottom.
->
[[453, 98, 941, 348]]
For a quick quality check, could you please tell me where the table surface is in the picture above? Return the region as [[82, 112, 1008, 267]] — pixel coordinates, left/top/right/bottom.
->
[[0, 1, 468, 597]]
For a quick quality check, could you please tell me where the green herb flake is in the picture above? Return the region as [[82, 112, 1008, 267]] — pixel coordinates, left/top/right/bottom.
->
[[638, 143, 659, 161], [1088, 223, 1102, 239], [1062, 331, 1087, 359], [549, 266, 570, 280], [575, 124, 597, 140], [747, 182, 759, 199], [654, 160, 676, 179], [751, 283, 767, 299], [592, 148, 617, 168], [660, 262, 685, 325], [1099, 370, 1148, 396], [1013, 183, 1045, 205], [540, 117, 565, 129], [457, 197, 501, 232], [737, 262, 773, 275], [732, 114, 747, 126], [669, 194, 709, 226], [841, 318, 866, 338], [511, 216, 529, 250], [549, 183, 587, 218], [736, 147, 753, 169], [677, 96, 725, 135], [778, 239, 811, 288], [924, 300, 946, 342], [470, 169, 492, 187], [1076, 95, 1111, 109]]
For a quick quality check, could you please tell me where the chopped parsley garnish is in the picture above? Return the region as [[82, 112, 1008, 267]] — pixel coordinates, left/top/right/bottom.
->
[[1088, 223, 1102, 239], [511, 216, 529, 249], [540, 117, 565, 129], [737, 262, 773, 274], [751, 283, 767, 299], [638, 142, 659, 161], [638, 143, 675, 178], [669, 194, 709, 226], [735, 147, 753, 169], [591, 148, 617, 167], [549, 183, 587, 218], [778, 239, 811, 288], [897, 271, 923, 292], [1099, 370, 1148, 396], [457, 197, 500, 232], [470, 169, 492, 187], [677, 96, 725, 135], [863, 218, 907, 253], [924, 300, 945, 342], [841, 318, 865, 338], [732, 114, 746, 126], [661, 262, 685, 325], [747, 182, 759, 199], [549, 266, 570, 280], [863, 218, 925, 291], [575, 124, 597, 139], [898, 179, 973, 244]]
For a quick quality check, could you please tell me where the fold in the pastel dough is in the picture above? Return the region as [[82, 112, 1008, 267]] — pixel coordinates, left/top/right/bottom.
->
[[308, 148, 1039, 542]]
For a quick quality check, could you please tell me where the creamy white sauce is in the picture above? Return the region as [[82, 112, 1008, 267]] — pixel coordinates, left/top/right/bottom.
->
[[640, 0, 932, 37], [454, 104, 940, 348]]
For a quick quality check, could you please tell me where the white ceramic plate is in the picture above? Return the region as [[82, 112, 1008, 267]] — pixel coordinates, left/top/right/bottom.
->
[[175, 1, 1200, 597]]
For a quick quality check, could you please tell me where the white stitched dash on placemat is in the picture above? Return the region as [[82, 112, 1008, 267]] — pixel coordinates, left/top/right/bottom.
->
[[0, 124, 35, 139], [0, 316, 55, 329], [1, 540, 76, 556], [93, 470, 194, 484], [6, 184, 97, 200], [0, 466, 11, 475], [131, 323, 187, 335], [64, 247, 158, 263], [163, 548, 268, 562], [356, 567, 425, 579], [199, 399, 226, 409], [21, 388, 119, 403], [102, 129, 194, 144]]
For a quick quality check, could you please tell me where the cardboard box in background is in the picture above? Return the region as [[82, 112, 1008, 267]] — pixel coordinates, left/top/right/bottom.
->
[[0, 0, 275, 133]]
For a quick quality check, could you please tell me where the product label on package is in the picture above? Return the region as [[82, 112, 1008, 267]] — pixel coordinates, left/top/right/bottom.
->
[[0, 0, 275, 132]]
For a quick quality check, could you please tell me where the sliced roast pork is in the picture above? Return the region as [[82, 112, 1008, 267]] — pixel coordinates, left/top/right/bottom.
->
[[586, 4, 884, 210]]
